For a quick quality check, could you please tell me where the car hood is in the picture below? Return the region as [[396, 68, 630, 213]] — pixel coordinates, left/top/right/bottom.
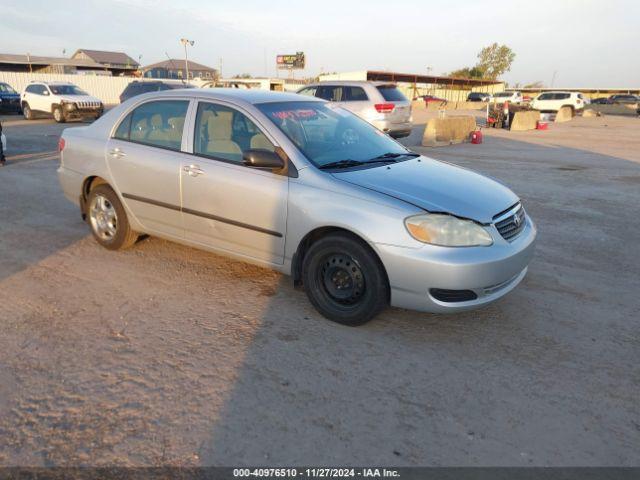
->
[[58, 95, 101, 103], [333, 157, 519, 224], [0, 92, 19, 99]]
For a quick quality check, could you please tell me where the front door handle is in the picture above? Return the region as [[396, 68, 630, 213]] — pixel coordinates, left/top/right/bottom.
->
[[183, 164, 204, 177], [109, 148, 126, 158]]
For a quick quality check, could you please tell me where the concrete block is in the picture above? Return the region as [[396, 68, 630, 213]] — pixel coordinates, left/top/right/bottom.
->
[[555, 106, 574, 123], [510, 110, 540, 131], [422, 116, 477, 147]]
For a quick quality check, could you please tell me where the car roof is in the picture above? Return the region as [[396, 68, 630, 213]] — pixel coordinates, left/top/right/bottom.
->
[[303, 80, 395, 88], [132, 88, 321, 105]]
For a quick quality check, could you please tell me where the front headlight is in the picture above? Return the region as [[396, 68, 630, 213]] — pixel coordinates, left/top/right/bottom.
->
[[405, 213, 493, 247], [64, 102, 77, 111]]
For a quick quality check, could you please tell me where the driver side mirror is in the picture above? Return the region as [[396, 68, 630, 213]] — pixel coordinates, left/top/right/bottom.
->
[[42, 91, 49, 96], [243, 149, 285, 170]]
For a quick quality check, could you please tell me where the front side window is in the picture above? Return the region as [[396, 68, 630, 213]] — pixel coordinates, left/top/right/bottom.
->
[[537, 93, 553, 100], [256, 101, 409, 169], [194, 102, 275, 164], [114, 100, 189, 150], [297, 87, 317, 97]]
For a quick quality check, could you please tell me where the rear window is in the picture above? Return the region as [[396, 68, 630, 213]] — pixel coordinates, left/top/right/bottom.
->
[[376, 86, 407, 102]]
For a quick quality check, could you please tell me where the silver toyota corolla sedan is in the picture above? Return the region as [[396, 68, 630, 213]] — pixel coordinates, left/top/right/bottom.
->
[[57, 89, 536, 325]]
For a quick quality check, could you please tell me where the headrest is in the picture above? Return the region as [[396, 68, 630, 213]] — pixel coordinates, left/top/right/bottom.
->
[[168, 117, 184, 130], [150, 114, 163, 129], [207, 111, 233, 140]]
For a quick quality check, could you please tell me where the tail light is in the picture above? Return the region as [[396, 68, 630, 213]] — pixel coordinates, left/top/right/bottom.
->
[[374, 103, 395, 114], [58, 137, 65, 152]]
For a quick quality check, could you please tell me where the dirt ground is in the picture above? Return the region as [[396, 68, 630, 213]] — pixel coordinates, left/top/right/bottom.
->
[[0, 113, 639, 466]]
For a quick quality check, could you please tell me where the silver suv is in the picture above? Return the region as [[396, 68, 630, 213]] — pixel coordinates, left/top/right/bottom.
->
[[297, 81, 412, 138]]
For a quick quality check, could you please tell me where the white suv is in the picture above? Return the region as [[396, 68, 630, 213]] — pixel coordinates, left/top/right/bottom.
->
[[531, 92, 585, 114], [491, 91, 523, 104], [21, 82, 103, 123], [297, 81, 413, 138]]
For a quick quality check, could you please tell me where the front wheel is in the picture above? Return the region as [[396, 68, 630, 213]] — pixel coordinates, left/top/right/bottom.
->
[[87, 184, 138, 250], [302, 233, 389, 326], [22, 103, 33, 120], [53, 106, 66, 123]]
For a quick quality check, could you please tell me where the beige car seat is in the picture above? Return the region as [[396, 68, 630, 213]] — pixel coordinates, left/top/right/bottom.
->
[[131, 117, 148, 142], [250, 132, 274, 151], [147, 114, 168, 143], [167, 117, 185, 144], [207, 111, 242, 157]]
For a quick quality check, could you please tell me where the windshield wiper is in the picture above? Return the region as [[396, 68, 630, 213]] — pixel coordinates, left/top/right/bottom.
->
[[366, 152, 420, 162], [318, 159, 367, 170]]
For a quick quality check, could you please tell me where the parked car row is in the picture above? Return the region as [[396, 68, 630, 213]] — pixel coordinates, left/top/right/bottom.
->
[[590, 94, 639, 105]]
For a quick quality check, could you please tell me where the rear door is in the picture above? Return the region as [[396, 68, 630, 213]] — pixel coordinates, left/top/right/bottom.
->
[[106, 99, 191, 238], [375, 84, 411, 124], [180, 100, 288, 265]]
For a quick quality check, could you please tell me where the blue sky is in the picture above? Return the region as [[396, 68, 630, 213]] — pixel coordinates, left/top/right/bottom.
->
[[2, 0, 639, 87]]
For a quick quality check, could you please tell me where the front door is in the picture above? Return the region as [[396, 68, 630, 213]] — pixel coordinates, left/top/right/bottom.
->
[[181, 101, 288, 265], [106, 99, 190, 238]]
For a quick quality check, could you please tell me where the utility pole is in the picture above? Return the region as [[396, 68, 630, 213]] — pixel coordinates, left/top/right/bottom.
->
[[180, 38, 194, 80]]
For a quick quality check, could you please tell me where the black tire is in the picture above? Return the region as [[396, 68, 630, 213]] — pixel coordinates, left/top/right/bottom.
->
[[22, 103, 33, 120], [86, 184, 138, 250], [302, 233, 389, 326], [53, 106, 66, 123]]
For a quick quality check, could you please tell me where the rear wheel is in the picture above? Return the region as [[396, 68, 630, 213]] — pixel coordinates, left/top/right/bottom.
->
[[22, 103, 33, 120], [53, 106, 66, 123], [87, 184, 138, 250], [302, 233, 389, 326]]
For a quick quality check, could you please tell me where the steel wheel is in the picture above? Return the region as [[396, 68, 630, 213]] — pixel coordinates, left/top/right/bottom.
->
[[89, 194, 118, 241], [318, 253, 366, 306]]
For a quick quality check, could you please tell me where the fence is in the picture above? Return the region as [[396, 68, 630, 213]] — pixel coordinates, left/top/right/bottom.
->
[[0, 72, 166, 105]]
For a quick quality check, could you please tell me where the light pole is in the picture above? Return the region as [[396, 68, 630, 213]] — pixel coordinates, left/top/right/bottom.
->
[[180, 38, 194, 80]]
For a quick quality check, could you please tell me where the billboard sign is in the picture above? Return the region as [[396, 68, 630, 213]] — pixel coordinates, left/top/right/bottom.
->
[[276, 52, 305, 70]]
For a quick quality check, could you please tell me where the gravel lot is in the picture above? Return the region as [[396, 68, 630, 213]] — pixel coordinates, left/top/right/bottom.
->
[[0, 113, 638, 467]]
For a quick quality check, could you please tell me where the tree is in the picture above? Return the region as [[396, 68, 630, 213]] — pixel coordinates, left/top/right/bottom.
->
[[449, 66, 485, 79], [476, 43, 515, 80], [449, 43, 515, 80]]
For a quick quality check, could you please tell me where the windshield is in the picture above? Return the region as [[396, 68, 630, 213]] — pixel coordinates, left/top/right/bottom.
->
[[494, 92, 512, 97], [256, 101, 411, 169], [0, 83, 17, 94], [49, 85, 88, 95]]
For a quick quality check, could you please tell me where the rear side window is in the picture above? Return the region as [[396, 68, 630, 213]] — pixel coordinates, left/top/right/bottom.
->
[[377, 86, 407, 102], [554, 93, 570, 100], [344, 87, 368, 101], [115, 100, 189, 150], [316, 86, 343, 102]]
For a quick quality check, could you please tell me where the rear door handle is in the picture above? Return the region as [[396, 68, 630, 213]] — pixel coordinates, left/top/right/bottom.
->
[[183, 164, 204, 177], [109, 148, 126, 158]]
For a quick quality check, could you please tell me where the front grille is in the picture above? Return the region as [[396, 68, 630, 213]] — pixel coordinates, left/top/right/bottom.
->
[[495, 205, 526, 241], [430, 288, 478, 303], [77, 101, 101, 109]]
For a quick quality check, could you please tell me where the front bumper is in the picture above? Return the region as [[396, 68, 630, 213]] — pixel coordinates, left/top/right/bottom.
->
[[375, 216, 537, 313], [65, 107, 103, 119]]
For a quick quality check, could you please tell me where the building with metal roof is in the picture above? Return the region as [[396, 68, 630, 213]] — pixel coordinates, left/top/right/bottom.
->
[[141, 59, 218, 81], [0, 53, 106, 74], [72, 49, 140, 76]]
